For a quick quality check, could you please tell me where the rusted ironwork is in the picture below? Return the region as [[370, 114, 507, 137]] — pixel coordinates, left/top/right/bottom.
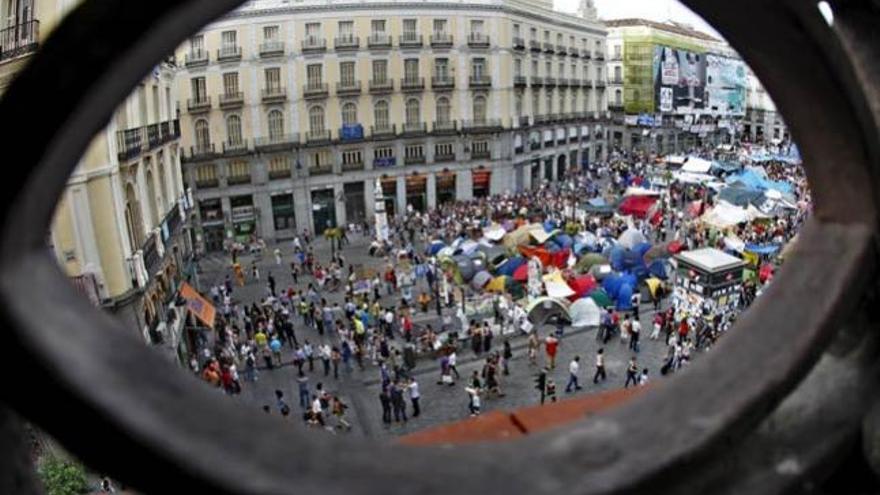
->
[[0, 0, 879, 493]]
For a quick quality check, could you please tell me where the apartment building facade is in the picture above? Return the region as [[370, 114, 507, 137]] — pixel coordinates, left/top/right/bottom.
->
[[176, 0, 610, 252]]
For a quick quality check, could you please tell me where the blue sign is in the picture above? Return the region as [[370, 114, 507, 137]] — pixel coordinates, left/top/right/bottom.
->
[[340, 124, 364, 141], [637, 114, 655, 127], [374, 157, 396, 168]]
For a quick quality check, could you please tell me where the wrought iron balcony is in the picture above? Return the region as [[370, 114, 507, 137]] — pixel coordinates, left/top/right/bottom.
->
[[184, 49, 208, 67], [0, 20, 40, 61], [336, 80, 361, 96], [186, 96, 211, 113], [254, 133, 298, 151], [534, 115, 550, 125], [341, 160, 364, 172], [401, 122, 427, 136], [430, 33, 453, 48], [557, 77, 569, 88], [301, 37, 326, 52], [188, 143, 216, 161], [432, 120, 457, 135], [582, 49, 592, 59], [608, 103, 624, 112], [401, 77, 425, 91], [529, 40, 541, 52], [462, 119, 502, 132], [370, 124, 396, 139], [514, 75, 527, 87], [305, 130, 331, 145], [530, 76, 544, 86], [594, 80, 606, 89], [544, 77, 557, 88], [399, 34, 423, 48], [556, 45, 566, 55], [471, 149, 491, 159], [222, 139, 250, 156], [303, 82, 329, 99], [261, 87, 287, 102], [308, 165, 333, 176], [431, 75, 455, 90], [467, 33, 490, 48], [518, 116, 531, 127], [512, 36, 525, 50], [367, 33, 391, 49], [368, 79, 393, 93], [334, 35, 359, 51], [404, 154, 426, 165], [469, 75, 491, 88], [219, 91, 244, 109], [595, 52, 605, 61], [434, 152, 456, 162], [582, 79, 592, 88], [259, 41, 284, 57], [216, 46, 241, 62], [569, 47, 580, 58], [543, 42, 554, 53], [226, 173, 251, 186]]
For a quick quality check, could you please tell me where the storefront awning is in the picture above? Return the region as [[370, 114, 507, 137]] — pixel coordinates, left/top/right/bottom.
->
[[179, 282, 216, 328]]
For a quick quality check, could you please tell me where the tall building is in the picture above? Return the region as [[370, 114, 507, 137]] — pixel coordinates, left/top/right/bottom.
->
[[0, 0, 195, 348], [743, 66, 788, 143], [604, 18, 745, 153], [176, 0, 610, 253]]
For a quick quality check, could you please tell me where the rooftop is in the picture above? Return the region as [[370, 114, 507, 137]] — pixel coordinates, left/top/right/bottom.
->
[[604, 18, 721, 42], [676, 247, 745, 272]]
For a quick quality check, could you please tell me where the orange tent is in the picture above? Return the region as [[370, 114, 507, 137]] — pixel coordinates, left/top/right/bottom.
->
[[518, 245, 551, 267]]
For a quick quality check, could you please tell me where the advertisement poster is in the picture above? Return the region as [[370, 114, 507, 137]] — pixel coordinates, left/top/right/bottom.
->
[[653, 45, 706, 114], [706, 54, 747, 116]]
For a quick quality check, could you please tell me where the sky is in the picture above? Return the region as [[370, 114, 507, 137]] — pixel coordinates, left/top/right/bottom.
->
[[554, 0, 722, 38]]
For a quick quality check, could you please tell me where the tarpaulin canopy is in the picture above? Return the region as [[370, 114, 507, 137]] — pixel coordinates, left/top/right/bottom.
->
[[681, 156, 713, 174], [180, 282, 216, 328], [545, 280, 577, 299], [711, 160, 741, 173], [513, 263, 529, 282], [526, 297, 571, 325], [618, 195, 658, 219], [724, 236, 746, 253], [584, 197, 617, 216], [570, 298, 601, 328], [645, 277, 663, 299], [617, 228, 648, 250], [726, 167, 794, 195], [588, 197, 608, 207], [648, 259, 672, 280], [718, 186, 766, 207], [701, 201, 751, 229]]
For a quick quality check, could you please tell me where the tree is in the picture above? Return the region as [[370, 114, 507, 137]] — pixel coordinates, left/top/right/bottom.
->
[[37, 455, 89, 495]]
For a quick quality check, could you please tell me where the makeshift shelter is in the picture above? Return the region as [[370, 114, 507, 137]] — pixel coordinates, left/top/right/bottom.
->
[[681, 157, 713, 174], [518, 245, 552, 267], [701, 201, 751, 229], [426, 240, 446, 256], [575, 253, 607, 273], [545, 280, 576, 299], [471, 270, 493, 290], [483, 224, 507, 242], [458, 240, 480, 256], [526, 297, 571, 325], [573, 232, 599, 254], [503, 223, 540, 249], [512, 264, 529, 282], [485, 275, 511, 293], [497, 257, 525, 277], [645, 278, 663, 299], [617, 228, 648, 250], [567, 275, 598, 299], [583, 197, 616, 216], [618, 195, 658, 219], [529, 228, 552, 244], [453, 256, 476, 282], [587, 288, 614, 308], [478, 245, 508, 270], [554, 234, 574, 249], [570, 298, 601, 328], [589, 264, 614, 281], [718, 186, 766, 208], [744, 243, 781, 256]]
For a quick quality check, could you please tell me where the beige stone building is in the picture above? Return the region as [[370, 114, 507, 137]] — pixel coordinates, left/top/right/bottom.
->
[[175, 0, 611, 252], [0, 0, 194, 347]]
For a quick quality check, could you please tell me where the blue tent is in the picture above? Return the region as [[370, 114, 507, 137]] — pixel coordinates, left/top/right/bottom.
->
[[555, 234, 574, 249], [496, 257, 525, 277], [543, 220, 558, 233], [633, 242, 652, 259], [426, 240, 446, 256], [602, 273, 638, 301], [616, 284, 634, 311], [744, 243, 781, 255], [726, 169, 794, 195], [648, 259, 671, 280]]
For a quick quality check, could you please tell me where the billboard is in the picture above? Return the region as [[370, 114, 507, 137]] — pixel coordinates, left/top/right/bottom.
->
[[706, 54, 747, 116], [653, 46, 706, 114]]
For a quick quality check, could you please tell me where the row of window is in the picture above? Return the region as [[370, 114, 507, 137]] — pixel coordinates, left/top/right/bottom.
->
[[513, 23, 603, 53], [514, 58, 602, 80]]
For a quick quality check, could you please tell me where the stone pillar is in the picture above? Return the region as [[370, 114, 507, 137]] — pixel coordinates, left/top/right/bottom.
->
[[551, 156, 559, 182], [426, 173, 437, 210], [490, 162, 509, 195], [220, 195, 233, 240], [523, 162, 532, 190], [396, 175, 407, 215], [457, 168, 473, 201], [293, 181, 310, 235], [334, 182, 347, 227], [364, 178, 376, 220], [256, 191, 275, 243]]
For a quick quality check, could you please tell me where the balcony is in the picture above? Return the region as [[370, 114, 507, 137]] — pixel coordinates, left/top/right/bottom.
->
[[557, 77, 569, 88], [146, 124, 161, 150], [367, 33, 392, 49], [471, 149, 491, 159], [219, 91, 244, 109], [518, 116, 531, 127], [368, 79, 393, 94], [195, 176, 219, 189], [342, 160, 364, 172], [530, 76, 544, 87], [222, 139, 250, 156], [303, 82, 329, 99], [469, 75, 491, 88], [117, 129, 143, 162], [226, 173, 251, 186], [305, 130, 331, 145], [608, 103, 624, 112], [404, 155, 426, 165], [269, 167, 292, 180], [301, 37, 327, 53], [543, 42, 554, 53], [611, 54, 623, 61], [399, 34, 423, 48], [432, 120, 458, 135], [261, 87, 288, 103], [582, 49, 592, 59], [370, 124, 397, 140], [512, 37, 525, 50], [259, 41, 285, 57], [431, 75, 455, 90], [434, 152, 456, 163], [187, 96, 211, 113], [514, 75, 527, 88], [609, 77, 624, 85], [535, 115, 551, 125], [544, 77, 557, 88], [336, 80, 361, 96], [430, 33, 453, 48], [401, 122, 427, 136], [184, 49, 208, 67], [400, 77, 425, 92], [467, 33, 490, 48], [309, 166, 333, 176], [594, 80, 606, 89], [582, 79, 592, 88], [188, 143, 216, 161], [254, 134, 298, 152], [556, 45, 567, 55], [529, 40, 541, 52], [334, 35, 359, 51], [569, 47, 580, 58], [462, 119, 502, 133], [0, 20, 40, 62], [530, 141, 541, 151], [216, 46, 241, 62], [595, 52, 605, 61]]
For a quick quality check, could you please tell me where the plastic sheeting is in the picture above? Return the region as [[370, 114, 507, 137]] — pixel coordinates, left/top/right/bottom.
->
[[570, 298, 601, 328], [701, 201, 751, 229], [426, 240, 446, 256]]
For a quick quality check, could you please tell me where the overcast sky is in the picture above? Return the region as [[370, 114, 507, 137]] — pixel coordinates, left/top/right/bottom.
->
[[554, 0, 722, 38]]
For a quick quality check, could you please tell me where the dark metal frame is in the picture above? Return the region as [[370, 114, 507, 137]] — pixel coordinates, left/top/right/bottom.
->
[[1, 0, 880, 493]]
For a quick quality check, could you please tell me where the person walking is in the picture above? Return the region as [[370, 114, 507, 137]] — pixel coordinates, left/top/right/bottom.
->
[[527, 332, 539, 366], [630, 317, 641, 353], [565, 356, 583, 393], [296, 371, 310, 409], [624, 357, 639, 388], [379, 389, 392, 425], [502, 340, 513, 376], [408, 378, 421, 417], [320, 343, 331, 377], [390, 381, 408, 424], [639, 368, 649, 386], [593, 348, 607, 384], [535, 368, 548, 405], [544, 334, 559, 369]]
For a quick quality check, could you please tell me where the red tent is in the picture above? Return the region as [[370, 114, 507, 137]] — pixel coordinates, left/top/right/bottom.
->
[[759, 263, 774, 283], [552, 248, 571, 269], [667, 240, 684, 254], [513, 264, 529, 282], [618, 195, 659, 219], [519, 245, 552, 267], [567, 275, 598, 301]]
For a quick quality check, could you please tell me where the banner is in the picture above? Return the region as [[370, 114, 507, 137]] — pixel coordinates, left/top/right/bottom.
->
[[179, 282, 216, 328], [706, 54, 746, 116], [659, 86, 673, 112], [653, 45, 706, 114]]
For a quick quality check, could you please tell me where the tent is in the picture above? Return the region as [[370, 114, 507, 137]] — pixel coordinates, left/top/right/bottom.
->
[[567, 275, 598, 299], [478, 245, 509, 270], [701, 201, 751, 229], [570, 298, 601, 328], [512, 264, 529, 282], [471, 270, 493, 290], [711, 160, 741, 174], [618, 195, 659, 219], [726, 167, 794, 195], [526, 297, 571, 325], [681, 157, 713, 174], [426, 240, 446, 256], [453, 256, 476, 282], [648, 259, 672, 280], [587, 288, 614, 308], [485, 275, 511, 293], [583, 197, 617, 216], [483, 224, 507, 242], [645, 278, 663, 299], [589, 264, 614, 281], [458, 240, 480, 256], [519, 245, 552, 267], [554, 234, 574, 249], [503, 223, 540, 249], [718, 186, 766, 207], [759, 263, 775, 283], [617, 228, 648, 250], [545, 280, 576, 299], [573, 232, 599, 254], [529, 228, 552, 244], [497, 257, 525, 277], [575, 253, 607, 273]]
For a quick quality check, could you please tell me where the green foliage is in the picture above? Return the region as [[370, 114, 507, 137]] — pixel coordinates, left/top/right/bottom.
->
[[37, 456, 89, 495]]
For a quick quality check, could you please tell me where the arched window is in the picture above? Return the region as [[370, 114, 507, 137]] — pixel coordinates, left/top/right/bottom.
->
[[473, 95, 486, 123], [308, 105, 325, 133], [341, 102, 357, 125], [435, 97, 450, 124], [405, 98, 420, 125], [194, 119, 210, 149], [226, 115, 242, 145], [268, 109, 284, 139], [374, 100, 389, 128]]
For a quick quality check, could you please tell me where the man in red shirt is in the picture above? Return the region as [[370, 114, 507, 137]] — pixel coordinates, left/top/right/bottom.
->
[[544, 334, 559, 369], [678, 319, 690, 343]]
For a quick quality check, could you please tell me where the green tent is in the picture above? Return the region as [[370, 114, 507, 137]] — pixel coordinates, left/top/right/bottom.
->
[[587, 288, 614, 308], [575, 253, 608, 274]]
